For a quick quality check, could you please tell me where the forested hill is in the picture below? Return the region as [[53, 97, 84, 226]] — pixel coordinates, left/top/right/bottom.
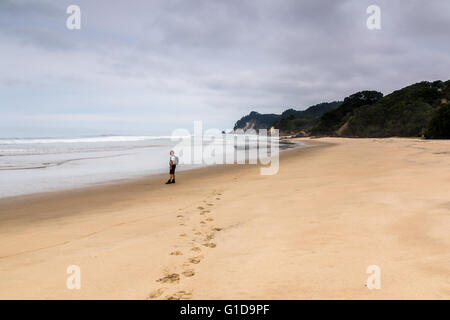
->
[[233, 101, 341, 133], [311, 80, 450, 138], [233, 80, 450, 139]]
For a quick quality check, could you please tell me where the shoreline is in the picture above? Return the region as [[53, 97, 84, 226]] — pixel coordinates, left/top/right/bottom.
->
[[0, 137, 449, 299], [0, 138, 305, 203], [0, 139, 314, 209]]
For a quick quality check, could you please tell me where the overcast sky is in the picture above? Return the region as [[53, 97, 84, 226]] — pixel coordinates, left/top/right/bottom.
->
[[0, 0, 449, 137]]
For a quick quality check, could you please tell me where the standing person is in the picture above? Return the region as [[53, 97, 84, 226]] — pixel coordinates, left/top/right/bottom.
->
[[166, 150, 178, 184]]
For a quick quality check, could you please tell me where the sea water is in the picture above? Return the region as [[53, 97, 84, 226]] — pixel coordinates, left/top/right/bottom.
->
[[0, 135, 301, 198]]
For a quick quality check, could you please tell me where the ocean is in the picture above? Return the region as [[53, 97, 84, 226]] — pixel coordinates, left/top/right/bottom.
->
[[0, 135, 301, 198]]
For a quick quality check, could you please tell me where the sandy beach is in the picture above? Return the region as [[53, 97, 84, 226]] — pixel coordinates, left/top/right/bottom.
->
[[0, 138, 449, 300]]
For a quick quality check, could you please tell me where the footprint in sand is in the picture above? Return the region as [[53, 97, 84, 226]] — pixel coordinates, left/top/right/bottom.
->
[[179, 233, 187, 237], [204, 233, 214, 240], [165, 290, 192, 300], [147, 288, 166, 299], [213, 227, 223, 231], [200, 221, 206, 224], [170, 250, 183, 256], [188, 256, 203, 264], [206, 203, 214, 206], [197, 206, 204, 210], [191, 246, 201, 252], [206, 217, 214, 221], [202, 242, 216, 248], [194, 231, 202, 235], [177, 215, 183, 218], [182, 269, 195, 277], [156, 273, 180, 283]]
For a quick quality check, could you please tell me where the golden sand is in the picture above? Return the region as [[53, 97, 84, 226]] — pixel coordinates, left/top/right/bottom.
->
[[0, 138, 449, 299]]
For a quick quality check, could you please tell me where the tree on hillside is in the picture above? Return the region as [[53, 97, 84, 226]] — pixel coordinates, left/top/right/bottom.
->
[[424, 105, 450, 139], [311, 91, 383, 135]]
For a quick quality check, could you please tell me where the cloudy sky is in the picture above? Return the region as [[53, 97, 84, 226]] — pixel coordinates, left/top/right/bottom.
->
[[0, 0, 449, 137]]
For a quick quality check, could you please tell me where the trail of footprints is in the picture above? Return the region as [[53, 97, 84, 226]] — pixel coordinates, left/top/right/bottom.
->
[[147, 190, 224, 300]]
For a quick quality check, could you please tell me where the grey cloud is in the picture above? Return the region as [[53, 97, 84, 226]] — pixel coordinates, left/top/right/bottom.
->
[[0, 0, 77, 50], [1, 0, 449, 134]]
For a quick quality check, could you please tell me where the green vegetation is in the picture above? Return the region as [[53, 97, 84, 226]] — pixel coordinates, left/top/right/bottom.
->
[[424, 104, 450, 139], [310, 80, 450, 138], [233, 111, 280, 131], [234, 80, 450, 139], [233, 102, 341, 134], [341, 81, 449, 138], [310, 91, 383, 136], [273, 102, 342, 134]]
